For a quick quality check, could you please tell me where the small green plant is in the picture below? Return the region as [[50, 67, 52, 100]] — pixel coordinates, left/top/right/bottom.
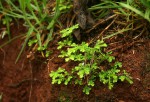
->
[[50, 24, 133, 95]]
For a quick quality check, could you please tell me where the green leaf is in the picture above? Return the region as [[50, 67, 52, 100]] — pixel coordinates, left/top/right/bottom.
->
[[84, 67, 90, 75], [113, 76, 118, 83], [28, 39, 38, 46], [94, 40, 107, 49], [88, 80, 95, 86], [49, 68, 66, 84], [107, 56, 115, 62], [60, 24, 79, 38], [45, 50, 52, 57], [115, 62, 122, 68], [83, 86, 91, 95], [78, 70, 84, 78], [125, 77, 133, 84], [65, 58, 70, 62], [108, 83, 113, 90], [119, 76, 126, 81], [122, 70, 133, 84], [64, 76, 72, 85], [115, 69, 120, 73], [75, 79, 83, 85]]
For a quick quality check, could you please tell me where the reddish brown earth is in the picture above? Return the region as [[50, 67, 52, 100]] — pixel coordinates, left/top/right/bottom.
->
[[1, 23, 150, 102]]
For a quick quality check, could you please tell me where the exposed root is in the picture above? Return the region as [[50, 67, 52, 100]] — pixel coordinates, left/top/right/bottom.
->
[[107, 39, 144, 52], [86, 14, 117, 34], [7, 78, 38, 88], [29, 61, 33, 102]]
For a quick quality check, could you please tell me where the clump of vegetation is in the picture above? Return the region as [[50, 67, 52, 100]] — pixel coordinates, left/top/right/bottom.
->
[[0, 0, 72, 61], [1, 0, 150, 96], [49, 24, 133, 95]]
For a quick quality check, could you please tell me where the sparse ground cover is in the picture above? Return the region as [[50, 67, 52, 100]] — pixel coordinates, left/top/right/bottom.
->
[[0, 0, 150, 101]]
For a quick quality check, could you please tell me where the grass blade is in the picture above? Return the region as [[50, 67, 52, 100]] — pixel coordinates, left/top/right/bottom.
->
[[103, 28, 131, 39], [15, 27, 34, 63], [119, 2, 150, 22]]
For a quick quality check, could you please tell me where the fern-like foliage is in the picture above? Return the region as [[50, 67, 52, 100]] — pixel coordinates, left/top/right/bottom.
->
[[49, 24, 133, 95]]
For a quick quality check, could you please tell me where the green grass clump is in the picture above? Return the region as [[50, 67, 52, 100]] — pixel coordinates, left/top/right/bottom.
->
[[119, 0, 150, 22], [0, 0, 72, 62]]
